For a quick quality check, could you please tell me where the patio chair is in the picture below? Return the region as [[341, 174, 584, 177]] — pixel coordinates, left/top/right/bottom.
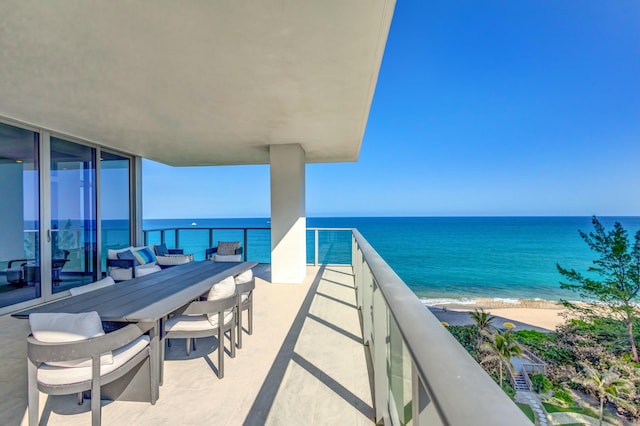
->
[[27, 312, 153, 426], [164, 276, 236, 378], [205, 241, 243, 262], [234, 270, 255, 349], [5, 259, 28, 285]]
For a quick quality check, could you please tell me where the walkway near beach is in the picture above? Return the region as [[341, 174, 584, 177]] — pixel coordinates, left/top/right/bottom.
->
[[428, 306, 552, 332]]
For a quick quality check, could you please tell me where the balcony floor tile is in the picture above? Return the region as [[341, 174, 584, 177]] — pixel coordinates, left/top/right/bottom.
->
[[0, 265, 374, 425]]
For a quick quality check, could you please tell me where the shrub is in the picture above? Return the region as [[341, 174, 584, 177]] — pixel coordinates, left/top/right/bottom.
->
[[447, 325, 479, 356], [531, 374, 553, 394]]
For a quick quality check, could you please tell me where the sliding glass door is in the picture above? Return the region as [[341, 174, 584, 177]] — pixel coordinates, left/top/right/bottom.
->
[[0, 123, 41, 308], [50, 137, 98, 293]]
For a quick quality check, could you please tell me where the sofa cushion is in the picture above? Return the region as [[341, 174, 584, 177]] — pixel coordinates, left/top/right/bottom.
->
[[117, 249, 139, 266], [214, 254, 242, 263], [29, 312, 113, 368], [156, 254, 193, 266], [37, 336, 150, 386], [69, 277, 115, 296], [110, 263, 161, 281], [217, 241, 240, 255]]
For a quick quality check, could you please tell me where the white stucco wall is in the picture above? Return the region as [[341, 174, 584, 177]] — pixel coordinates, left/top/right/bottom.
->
[[270, 144, 306, 283]]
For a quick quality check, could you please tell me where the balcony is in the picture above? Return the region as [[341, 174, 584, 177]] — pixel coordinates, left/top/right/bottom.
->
[[0, 229, 529, 425]]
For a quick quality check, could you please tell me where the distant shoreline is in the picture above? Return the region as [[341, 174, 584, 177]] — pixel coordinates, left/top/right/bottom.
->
[[425, 297, 569, 331]]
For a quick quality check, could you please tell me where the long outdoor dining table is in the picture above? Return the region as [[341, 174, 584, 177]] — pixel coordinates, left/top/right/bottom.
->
[[13, 260, 258, 402]]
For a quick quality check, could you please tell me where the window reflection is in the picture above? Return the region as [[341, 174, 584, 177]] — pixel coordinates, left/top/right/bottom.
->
[[0, 123, 40, 308], [50, 137, 97, 293]]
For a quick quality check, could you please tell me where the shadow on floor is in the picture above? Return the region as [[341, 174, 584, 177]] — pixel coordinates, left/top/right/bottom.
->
[[243, 265, 373, 425]]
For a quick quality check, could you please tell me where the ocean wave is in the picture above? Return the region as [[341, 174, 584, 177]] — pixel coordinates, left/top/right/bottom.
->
[[491, 298, 521, 305], [420, 297, 477, 306]]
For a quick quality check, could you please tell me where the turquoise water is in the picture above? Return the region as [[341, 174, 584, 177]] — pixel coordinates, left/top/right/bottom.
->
[[142, 216, 640, 303]]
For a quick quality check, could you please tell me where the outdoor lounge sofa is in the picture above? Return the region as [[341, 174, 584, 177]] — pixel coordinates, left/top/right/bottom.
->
[[106, 245, 193, 281]]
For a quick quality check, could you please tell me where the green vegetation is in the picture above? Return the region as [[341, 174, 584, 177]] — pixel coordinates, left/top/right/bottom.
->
[[552, 389, 574, 406], [515, 402, 535, 422], [575, 363, 632, 426], [557, 216, 640, 362], [531, 373, 553, 394], [542, 402, 599, 419], [481, 329, 522, 387]]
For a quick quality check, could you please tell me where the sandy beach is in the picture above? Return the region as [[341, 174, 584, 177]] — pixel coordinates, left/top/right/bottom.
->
[[428, 298, 569, 331]]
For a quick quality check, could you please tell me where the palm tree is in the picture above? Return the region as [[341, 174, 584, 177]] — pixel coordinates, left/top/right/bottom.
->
[[480, 330, 522, 386], [575, 363, 632, 426], [469, 308, 496, 349]]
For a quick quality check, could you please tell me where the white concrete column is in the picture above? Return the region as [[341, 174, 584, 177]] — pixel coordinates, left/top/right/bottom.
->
[[270, 144, 306, 283]]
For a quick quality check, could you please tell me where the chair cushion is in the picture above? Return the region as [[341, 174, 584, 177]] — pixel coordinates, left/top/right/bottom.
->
[[206, 276, 236, 326], [208, 276, 236, 301], [165, 313, 233, 331], [234, 270, 253, 284], [241, 294, 249, 303], [134, 247, 156, 265], [217, 241, 240, 255], [213, 254, 242, 262], [29, 312, 113, 368], [69, 276, 115, 296], [37, 336, 150, 386], [154, 243, 168, 256], [107, 246, 134, 260], [117, 249, 140, 266], [156, 254, 193, 266]]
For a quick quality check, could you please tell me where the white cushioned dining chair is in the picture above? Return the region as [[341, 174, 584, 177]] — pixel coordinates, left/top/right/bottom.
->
[[27, 312, 153, 426], [164, 276, 237, 379], [234, 270, 255, 349]]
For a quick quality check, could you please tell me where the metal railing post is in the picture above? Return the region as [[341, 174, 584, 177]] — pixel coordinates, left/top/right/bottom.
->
[[243, 229, 248, 261], [314, 229, 319, 266], [174, 229, 179, 249]]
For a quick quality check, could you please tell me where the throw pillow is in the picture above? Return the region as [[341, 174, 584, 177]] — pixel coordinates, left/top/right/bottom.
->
[[117, 249, 140, 266], [217, 241, 240, 255], [135, 247, 156, 265], [29, 312, 114, 367], [154, 243, 168, 256]]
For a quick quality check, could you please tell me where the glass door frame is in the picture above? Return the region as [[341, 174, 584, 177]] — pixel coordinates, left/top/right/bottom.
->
[[0, 115, 139, 314]]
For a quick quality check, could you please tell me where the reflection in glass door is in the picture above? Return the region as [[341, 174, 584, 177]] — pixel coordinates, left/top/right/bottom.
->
[[0, 123, 40, 308], [50, 137, 97, 293], [100, 152, 131, 272]]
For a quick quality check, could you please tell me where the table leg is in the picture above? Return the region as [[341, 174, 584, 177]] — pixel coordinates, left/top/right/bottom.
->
[[159, 317, 165, 386], [148, 321, 160, 403]]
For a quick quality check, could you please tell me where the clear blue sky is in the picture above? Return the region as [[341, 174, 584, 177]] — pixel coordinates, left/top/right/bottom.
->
[[143, 1, 640, 219]]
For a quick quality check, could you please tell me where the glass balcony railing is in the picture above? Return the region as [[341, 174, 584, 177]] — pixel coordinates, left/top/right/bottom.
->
[[142, 227, 353, 265]]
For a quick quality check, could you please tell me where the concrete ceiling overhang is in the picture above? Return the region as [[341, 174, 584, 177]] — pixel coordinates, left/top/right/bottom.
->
[[0, 1, 395, 166]]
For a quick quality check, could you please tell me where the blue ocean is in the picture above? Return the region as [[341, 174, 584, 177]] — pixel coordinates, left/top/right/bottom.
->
[[141, 216, 640, 303]]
